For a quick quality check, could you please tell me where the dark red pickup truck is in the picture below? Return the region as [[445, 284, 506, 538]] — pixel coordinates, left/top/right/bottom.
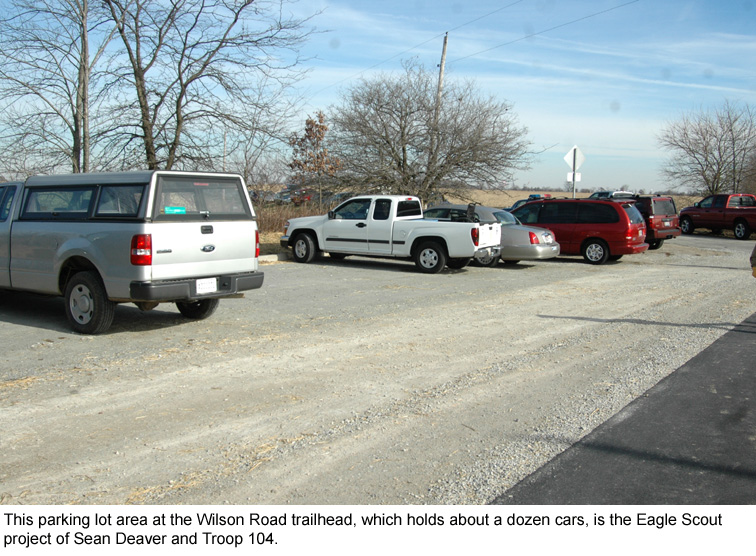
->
[[679, 193, 756, 240]]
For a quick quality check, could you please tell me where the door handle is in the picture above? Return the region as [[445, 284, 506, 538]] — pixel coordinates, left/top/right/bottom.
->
[[356, 222, 367, 228]]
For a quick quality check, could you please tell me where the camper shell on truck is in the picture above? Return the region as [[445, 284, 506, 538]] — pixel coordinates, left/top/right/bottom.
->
[[0, 171, 264, 334]]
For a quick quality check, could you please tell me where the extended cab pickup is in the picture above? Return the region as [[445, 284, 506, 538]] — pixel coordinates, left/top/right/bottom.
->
[[679, 193, 756, 240], [280, 195, 501, 273], [0, 171, 264, 334]]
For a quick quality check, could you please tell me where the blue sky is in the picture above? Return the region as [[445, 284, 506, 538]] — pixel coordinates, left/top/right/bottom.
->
[[286, 0, 756, 192]]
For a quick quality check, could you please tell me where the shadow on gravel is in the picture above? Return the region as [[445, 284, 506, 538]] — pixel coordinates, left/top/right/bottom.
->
[[0, 290, 203, 335], [537, 313, 756, 334]]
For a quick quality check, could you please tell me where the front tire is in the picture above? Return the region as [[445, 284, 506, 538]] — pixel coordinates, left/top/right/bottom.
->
[[414, 241, 447, 274], [582, 239, 610, 265], [734, 220, 752, 240], [680, 216, 694, 235], [64, 271, 116, 334], [176, 298, 219, 320], [292, 233, 317, 263]]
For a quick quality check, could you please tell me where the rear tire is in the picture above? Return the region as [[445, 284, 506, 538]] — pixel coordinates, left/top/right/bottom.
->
[[648, 239, 664, 250], [582, 239, 610, 265], [680, 216, 694, 235], [414, 241, 447, 274], [474, 252, 499, 267], [64, 271, 116, 334], [176, 298, 219, 320], [734, 220, 752, 240]]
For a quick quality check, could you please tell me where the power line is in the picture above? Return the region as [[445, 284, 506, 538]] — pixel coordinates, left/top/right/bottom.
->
[[450, 0, 641, 64]]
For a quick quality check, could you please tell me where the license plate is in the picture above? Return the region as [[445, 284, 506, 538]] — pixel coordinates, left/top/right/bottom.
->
[[196, 277, 217, 294]]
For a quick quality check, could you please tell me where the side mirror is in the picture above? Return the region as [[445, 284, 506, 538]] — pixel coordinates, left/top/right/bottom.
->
[[328, 210, 335, 220], [693, 202, 700, 208]]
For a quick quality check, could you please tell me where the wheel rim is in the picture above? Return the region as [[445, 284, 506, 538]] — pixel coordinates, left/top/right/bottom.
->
[[69, 284, 94, 324], [419, 248, 439, 269], [585, 243, 604, 262], [294, 239, 307, 259], [681, 219, 691, 233], [735, 223, 745, 238]]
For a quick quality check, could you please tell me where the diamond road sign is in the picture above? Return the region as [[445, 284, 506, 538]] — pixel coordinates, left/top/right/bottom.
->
[[564, 146, 585, 171]]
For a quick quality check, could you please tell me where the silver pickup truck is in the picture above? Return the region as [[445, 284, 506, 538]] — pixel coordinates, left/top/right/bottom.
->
[[0, 170, 263, 334]]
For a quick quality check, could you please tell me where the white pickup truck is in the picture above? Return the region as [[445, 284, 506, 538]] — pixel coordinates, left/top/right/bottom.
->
[[280, 195, 501, 273]]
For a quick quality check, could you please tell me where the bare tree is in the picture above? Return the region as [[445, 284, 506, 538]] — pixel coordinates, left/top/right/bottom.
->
[[0, 0, 115, 175], [100, 0, 315, 170], [658, 101, 756, 195], [289, 111, 342, 209], [329, 61, 531, 200]]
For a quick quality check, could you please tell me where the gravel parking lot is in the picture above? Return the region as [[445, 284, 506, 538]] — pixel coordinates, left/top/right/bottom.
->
[[2, 235, 755, 505]]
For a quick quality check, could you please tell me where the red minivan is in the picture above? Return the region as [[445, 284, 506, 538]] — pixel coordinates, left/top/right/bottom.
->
[[510, 198, 648, 264]]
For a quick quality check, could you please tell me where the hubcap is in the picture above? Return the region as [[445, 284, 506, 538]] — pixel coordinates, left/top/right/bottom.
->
[[294, 240, 307, 258], [420, 248, 439, 268], [586, 244, 604, 261], [70, 284, 93, 324]]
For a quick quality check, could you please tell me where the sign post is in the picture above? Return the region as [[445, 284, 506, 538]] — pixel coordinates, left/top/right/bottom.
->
[[564, 146, 585, 198]]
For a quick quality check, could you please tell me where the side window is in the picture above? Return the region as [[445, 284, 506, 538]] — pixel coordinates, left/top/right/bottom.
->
[[577, 203, 619, 224], [512, 203, 540, 224], [540, 202, 577, 224], [95, 185, 144, 217], [713, 196, 726, 208], [22, 188, 94, 220], [333, 198, 371, 220], [423, 208, 449, 220], [1, 186, 16, 221], [698, 196, 714, 208], [372, 199, 392, 221], [742, 196, 756, 207]]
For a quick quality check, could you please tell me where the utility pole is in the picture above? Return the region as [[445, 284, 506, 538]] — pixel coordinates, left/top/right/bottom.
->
[[428, 33, 448, 196]]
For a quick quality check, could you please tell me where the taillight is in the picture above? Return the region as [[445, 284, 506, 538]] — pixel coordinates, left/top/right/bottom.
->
[[131, 234, 152, 266], [471, 227, 480, 247], [255, 229, 260, 258], [529, 231, 540, 245]]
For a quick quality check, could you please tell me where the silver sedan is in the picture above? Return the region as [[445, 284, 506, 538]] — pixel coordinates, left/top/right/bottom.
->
[[424, 204, 560, 266]]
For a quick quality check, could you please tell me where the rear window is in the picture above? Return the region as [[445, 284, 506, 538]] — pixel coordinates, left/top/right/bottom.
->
[[651, 198, 677, 215], [622, 204, 645, 225], [397, 200, 422, 217], [154, 176, 251, 220], [95, 185, 144, 217]]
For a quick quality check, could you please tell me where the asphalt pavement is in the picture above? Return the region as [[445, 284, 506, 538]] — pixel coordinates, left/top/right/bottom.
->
[[492, 311, 756, 505]]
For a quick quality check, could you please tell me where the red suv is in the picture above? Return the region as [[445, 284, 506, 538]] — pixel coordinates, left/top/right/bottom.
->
[[630, 195, 680, 250], [510, 198, 648, 264]]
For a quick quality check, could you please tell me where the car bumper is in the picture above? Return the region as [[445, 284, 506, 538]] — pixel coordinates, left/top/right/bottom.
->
[[612, 242, 649, 255], [280, 235, 290, 248], [501, 243, 560, 261], [473, 246, 501, 261], [648, 227, 681, 240], [129, 271, 264, 302]]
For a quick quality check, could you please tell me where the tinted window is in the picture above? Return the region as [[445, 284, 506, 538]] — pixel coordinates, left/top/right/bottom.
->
[[622, 204, 645, 225], [397, 200, 422, 217], [511, 203, 540, 224], [698, 196, 714, 208], [540, 202, 578, 223], [0, 186, 15, 221], [713, 196, 726, 208], [577, 203, 619, 224], [372, 199, 392, 220]]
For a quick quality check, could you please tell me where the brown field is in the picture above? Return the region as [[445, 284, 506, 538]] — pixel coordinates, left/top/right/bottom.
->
[[257, 189, 701, 256]]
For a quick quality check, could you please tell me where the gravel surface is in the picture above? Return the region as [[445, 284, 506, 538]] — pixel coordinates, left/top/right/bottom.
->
[[1, 235, 755, 505]]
